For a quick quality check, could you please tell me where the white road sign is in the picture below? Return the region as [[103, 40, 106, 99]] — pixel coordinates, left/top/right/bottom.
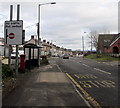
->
[[4, 20, 23, 45]]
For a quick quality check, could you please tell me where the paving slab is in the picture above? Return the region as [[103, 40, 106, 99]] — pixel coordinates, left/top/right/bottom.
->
[[3, 64, 88, 107]]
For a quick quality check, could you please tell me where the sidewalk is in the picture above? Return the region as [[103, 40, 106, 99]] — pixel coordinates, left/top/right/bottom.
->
[[3, 62, 88, 106]]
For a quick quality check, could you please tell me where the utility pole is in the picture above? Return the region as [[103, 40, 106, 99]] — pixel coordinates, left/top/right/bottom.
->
[[8, 5, 13, 68]]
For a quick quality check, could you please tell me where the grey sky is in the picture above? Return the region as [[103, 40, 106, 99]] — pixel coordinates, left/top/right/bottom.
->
[[0, 0, 119, 50]]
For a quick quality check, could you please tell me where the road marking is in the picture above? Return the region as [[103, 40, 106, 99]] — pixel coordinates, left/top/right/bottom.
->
[[66, 73, 102, 108], [87, 81, 100, 88], [75, 89, 93, 108], [82, 64, 90, 67], [94, 81, 106, 87], [78, 80, 115, 88], [56, 64, 63, 72], [56, 64, 93, 108], [74, 74, 97, 79], [93, 68, 111, 75]]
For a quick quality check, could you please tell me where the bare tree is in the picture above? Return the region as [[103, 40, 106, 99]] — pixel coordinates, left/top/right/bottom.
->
[[88, 30, 99, 52], [88, 28, 110, 53]]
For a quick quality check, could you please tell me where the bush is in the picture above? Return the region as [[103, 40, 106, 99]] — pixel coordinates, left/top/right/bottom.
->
[[2, 64, 14, 79]]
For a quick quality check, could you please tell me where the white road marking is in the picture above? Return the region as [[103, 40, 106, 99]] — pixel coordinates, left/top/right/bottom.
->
[[75, 89, 93, 108], [82, 64, 90, 68], [56, 64, 63, 72], [56, 64, 93, 108], [93, 68, 111, 75]]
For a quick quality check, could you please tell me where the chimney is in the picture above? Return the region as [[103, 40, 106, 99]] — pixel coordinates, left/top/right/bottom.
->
[[31, 35, 34, 39]]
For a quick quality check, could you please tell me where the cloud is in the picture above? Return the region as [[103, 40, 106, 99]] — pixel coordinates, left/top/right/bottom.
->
[[0, 1, 118, 50]]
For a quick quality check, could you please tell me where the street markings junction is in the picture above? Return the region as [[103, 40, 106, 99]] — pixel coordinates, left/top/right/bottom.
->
[[74, 74, 115, 88]]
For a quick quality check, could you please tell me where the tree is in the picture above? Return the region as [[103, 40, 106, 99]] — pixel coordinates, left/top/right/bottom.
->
[[88, 28, 110, 53], [88, 30, 99, 52]]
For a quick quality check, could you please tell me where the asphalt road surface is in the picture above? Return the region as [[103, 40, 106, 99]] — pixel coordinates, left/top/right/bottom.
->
[[56, 56, 120, 108]]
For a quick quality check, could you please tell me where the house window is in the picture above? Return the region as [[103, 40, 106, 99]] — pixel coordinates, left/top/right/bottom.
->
[[104, 40, 110, 42]]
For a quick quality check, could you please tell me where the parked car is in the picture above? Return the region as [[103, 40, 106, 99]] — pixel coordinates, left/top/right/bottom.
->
[[63, 54, 69, 59]]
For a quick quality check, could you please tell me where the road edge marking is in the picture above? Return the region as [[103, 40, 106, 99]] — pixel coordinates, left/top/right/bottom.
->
[[55, 64, 93, 108], [66, 73, 102, 108]]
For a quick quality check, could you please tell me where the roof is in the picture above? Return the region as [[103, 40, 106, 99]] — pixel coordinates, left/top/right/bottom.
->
[[110, 33, 120, 46], [24, 43, 42, 48], [98, 34, 117, 48]]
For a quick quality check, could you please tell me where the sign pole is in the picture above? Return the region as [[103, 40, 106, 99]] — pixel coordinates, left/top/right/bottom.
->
[[8, 5, 13, 68], [15, 4, 20, 75]]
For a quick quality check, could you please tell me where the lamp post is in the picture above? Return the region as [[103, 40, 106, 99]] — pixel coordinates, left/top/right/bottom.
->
[[37, 2, 56, 66], [82, 32, 86, 56]]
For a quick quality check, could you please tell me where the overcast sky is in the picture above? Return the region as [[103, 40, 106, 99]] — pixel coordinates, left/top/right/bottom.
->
[[0, 0, 119, 50]]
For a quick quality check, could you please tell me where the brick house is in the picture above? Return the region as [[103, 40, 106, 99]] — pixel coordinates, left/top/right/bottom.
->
[[97, 34, 117, 54], [108, 33, 120, 54]]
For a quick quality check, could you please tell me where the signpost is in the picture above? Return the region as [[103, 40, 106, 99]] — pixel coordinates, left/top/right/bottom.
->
[[4, 20, 23, 45], [4, 4, 24, 75]]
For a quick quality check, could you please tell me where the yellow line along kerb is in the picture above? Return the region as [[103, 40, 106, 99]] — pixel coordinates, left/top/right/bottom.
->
[[66, 73, 102, 108]]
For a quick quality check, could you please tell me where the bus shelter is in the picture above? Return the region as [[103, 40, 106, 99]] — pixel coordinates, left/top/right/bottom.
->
[[24, 43, 42, 69]]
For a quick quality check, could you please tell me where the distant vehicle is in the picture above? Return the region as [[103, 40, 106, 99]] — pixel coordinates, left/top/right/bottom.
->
[[11, 50, 24, 59], [79, 54, 83, 57], [63, 54, 69, 59]]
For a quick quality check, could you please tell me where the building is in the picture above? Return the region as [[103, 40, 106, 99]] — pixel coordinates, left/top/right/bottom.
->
[[97, 34, 117, 54], [0, 37, 4, 56], [108, 33, 120, 54], [41, 40, 52, 56]]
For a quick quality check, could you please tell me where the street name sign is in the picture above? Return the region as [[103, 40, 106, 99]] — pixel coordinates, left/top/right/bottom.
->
[[4, 20, 23, 45]]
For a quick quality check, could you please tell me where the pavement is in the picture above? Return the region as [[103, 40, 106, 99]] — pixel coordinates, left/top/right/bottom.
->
[[3, 59, 88, 107]]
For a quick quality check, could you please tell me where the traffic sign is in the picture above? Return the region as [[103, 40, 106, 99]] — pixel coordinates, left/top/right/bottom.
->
[[9, 33, 15, 39], [4, 20, 23, 45]]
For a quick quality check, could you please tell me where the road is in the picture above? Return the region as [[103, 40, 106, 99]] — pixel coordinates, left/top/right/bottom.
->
[[55, 56, 119, 107]]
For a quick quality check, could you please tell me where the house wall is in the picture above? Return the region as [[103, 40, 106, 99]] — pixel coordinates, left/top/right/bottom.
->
[[109, 38, 120, 53]]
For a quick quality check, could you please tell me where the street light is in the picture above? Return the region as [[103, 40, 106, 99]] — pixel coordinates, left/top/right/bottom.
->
[[37, 2, 56, 66], [82, 32, 86, 57]]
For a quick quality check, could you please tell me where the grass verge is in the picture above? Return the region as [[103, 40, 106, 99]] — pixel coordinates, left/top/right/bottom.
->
[[85, 54, 120, 61]]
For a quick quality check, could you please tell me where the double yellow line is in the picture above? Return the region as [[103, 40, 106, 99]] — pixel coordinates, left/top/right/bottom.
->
[[66, 73, 102, 108]]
